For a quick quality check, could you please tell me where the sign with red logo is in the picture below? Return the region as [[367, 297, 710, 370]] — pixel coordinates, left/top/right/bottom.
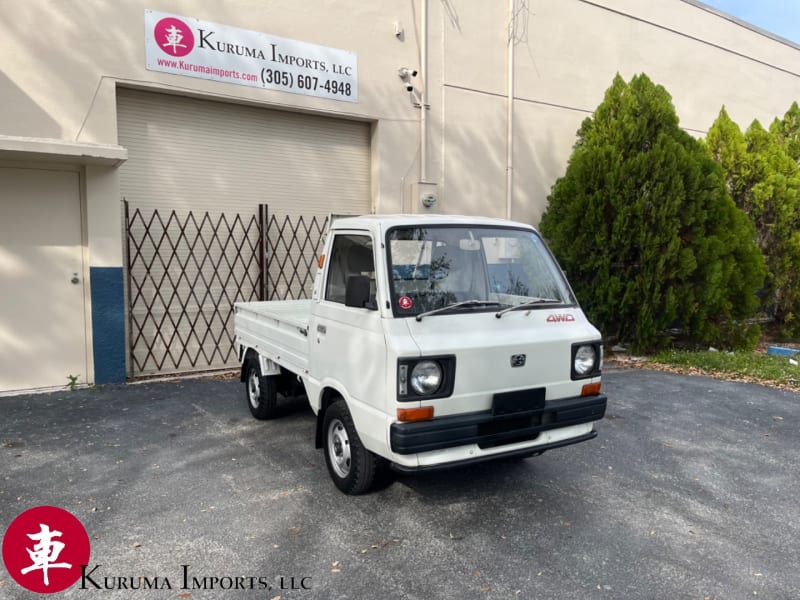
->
[[2, 506, 91, 593], [398, 296, 413, 310], [145, 9, 358, 102], [546, 313, 575, 323], [153, 16, 195, 57]]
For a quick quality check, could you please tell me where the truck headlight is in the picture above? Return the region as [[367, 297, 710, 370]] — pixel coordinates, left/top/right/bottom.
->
[[574, 346, 596, 375], [410, 361, 442, 395], [571, 342, 601, 379], [398, 356, 456, 400]]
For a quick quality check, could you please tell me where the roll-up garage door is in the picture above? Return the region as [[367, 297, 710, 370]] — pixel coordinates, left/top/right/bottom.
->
[[117, 88, 371, 376], [117, 88, 371, 216]]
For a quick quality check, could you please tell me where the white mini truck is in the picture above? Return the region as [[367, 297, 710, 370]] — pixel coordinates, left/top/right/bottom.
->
[[234, 215, 607, 494]]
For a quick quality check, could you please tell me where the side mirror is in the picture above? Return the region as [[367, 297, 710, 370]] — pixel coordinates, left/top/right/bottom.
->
[[345, 275, 376, 310]]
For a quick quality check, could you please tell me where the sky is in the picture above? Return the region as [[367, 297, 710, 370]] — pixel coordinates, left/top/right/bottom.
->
[[699, 0, 800, 44]]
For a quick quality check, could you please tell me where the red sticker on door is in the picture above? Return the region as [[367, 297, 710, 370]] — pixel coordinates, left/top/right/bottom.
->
[[398, 296, 413, 310]]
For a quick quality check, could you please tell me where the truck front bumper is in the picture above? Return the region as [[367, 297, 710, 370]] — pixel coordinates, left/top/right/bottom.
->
[[390, 393, 607, 456]]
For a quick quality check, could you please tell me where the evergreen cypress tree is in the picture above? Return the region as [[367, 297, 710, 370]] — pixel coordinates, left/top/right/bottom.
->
[[540, 74, 764, 351], [770, 101, 800, 163], [707, 109, 800, 335]]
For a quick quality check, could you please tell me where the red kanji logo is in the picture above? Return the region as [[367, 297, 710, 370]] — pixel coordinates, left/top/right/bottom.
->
[[2, 506, 91, 593], [154, 17, 195, 57]]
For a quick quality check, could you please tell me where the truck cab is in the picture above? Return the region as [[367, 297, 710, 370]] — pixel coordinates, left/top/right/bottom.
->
[[235, 215, 606, 494]]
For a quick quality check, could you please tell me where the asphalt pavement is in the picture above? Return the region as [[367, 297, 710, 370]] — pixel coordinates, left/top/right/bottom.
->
[[0, 369, 798, 599]]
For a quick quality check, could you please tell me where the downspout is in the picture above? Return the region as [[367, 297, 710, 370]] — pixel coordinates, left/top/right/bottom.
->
[[420, 0, 428, 183], [506, 0, 515, 219]]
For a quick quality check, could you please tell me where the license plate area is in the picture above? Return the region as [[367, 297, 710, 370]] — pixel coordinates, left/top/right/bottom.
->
[[492, 388, 545, 417]]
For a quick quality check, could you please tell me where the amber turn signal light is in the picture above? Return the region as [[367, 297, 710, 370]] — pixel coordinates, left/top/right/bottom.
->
[[397, 406, 434, 422], [318, 254, 325, 268], [581, 382, 602, 396]]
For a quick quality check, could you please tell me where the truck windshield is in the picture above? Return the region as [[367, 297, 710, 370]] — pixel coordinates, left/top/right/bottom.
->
[[386, 226, 575, 318]]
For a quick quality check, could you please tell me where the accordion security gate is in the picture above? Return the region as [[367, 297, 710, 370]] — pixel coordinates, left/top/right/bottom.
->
[[124, 201, 329, 378]]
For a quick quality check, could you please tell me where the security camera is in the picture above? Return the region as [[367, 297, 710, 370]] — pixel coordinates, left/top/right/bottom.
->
[[398, 67, 419, 80]]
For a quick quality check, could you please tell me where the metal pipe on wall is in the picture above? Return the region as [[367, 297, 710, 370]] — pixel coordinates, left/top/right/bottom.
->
[[506, 0, 516, 220], [420, 0, 428, 183]]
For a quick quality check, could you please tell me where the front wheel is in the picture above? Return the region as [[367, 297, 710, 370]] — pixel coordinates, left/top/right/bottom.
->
[[245, 360, 278, 420], [323, 400, 384, 495]]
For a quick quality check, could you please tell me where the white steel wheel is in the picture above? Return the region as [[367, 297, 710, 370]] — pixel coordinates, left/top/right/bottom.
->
[[244, 360, 278, 420], [322, 399, 386, 495], [327, 417, 351, 478], [247, 368, 261, 410]]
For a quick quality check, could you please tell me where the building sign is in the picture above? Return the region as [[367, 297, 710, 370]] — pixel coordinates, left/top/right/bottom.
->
[[144, 10, 358, 102]]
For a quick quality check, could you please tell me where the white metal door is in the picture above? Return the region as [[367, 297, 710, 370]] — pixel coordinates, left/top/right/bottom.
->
[[0, 167, 87, 392]]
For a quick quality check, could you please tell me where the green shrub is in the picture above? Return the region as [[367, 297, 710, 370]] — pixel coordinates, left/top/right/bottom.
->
[[770, 101, 800, 163], [707, 107, 800, 336], [539, 74, 764, 352]]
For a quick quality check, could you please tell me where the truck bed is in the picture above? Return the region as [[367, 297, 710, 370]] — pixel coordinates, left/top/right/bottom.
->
[[234, 299, 312, 376]]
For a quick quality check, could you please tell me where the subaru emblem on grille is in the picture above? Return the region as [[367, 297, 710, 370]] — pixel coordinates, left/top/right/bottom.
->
[[510, 354, 526, 367]]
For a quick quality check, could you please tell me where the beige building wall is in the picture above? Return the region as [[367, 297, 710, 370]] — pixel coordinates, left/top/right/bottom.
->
[[1, 0, 799, 387], [434, 0, 800, 224], [0, 0, 424, 266], [1, 0, 799, 231]]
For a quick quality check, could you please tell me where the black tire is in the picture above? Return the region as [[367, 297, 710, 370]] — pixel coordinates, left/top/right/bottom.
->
[[245, 360, 278, 420], [323, 399, 386, 495]]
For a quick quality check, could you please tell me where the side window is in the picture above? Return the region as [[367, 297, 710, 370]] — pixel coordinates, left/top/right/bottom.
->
[[324, 234, 375, 305]]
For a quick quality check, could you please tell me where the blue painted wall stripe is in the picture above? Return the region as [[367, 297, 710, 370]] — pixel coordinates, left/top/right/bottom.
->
[[90, 266, 126, 384]]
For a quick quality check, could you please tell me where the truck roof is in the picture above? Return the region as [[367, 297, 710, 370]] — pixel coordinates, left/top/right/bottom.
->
[[331, 214, 538, 233]]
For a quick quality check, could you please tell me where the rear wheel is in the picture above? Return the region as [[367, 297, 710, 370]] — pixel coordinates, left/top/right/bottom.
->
[[245, 360, 278, 420], [323, 399, 384, 495]]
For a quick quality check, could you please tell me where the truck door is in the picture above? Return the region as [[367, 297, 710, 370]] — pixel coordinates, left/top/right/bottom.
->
[[311, 232, 387, 442]]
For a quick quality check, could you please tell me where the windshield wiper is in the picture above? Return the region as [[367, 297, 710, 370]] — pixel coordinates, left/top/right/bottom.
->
[[495, 298, 562, 318], [415, 300, 503, 322]]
